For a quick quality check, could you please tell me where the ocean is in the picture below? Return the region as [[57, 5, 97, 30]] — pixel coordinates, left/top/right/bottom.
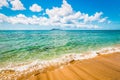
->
[[0, 30, 120, 66]]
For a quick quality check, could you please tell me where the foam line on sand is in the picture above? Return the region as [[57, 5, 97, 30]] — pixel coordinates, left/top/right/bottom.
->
[[0, 47, 120, 80]]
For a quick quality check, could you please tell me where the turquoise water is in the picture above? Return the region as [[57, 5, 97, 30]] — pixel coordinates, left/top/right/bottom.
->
[[0, 30, 120, 64]]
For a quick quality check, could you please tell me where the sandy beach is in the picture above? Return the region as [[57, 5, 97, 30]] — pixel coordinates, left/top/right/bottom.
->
[[0, 0, 120, 79], [0, 48, 120, 80]]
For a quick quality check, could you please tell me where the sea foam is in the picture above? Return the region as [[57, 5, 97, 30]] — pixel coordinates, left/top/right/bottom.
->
[[0, 47, 119, 73], [0, 47, 120, 80]]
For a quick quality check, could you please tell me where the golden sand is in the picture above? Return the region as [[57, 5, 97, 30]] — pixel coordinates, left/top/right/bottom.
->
[[0, 52, 120, 80]]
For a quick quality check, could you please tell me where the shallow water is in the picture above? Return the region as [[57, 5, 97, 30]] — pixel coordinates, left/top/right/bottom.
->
[[0, 30, 120, 64]]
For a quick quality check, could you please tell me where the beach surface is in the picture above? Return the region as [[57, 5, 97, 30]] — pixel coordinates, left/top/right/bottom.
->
[[0, 48, 120, 80]]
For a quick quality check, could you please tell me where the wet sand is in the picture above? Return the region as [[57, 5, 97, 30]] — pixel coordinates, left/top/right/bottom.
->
[[0, 52, 120, 80]]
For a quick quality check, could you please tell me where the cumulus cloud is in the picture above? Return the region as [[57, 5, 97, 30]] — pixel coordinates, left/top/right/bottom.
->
[[29, 4, 42, 12], [0, 0, 109, 29], [0, 0, 9, 9], [46, 0, 73, 18], [10, 0, 25, 10], [0, 13, 48, 25], [83, 12, 108, 23]]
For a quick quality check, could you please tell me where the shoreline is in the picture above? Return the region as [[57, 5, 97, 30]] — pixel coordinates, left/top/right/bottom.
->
[[0, 46, 120, 80]]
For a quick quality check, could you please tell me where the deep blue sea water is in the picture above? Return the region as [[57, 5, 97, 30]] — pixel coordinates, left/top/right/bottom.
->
[[0, 30, 120, 64]]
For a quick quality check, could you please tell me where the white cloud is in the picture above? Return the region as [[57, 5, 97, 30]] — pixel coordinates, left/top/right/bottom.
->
[[10, 0, 25, 10], [0, 0, 9, 9], [0, 13, 7, 22], [83, 12, 107, 23], [29, 4, 42, 12], [46, 0, 73, 18], [99, 17, 107, 23], [0, 0, 109, 29]]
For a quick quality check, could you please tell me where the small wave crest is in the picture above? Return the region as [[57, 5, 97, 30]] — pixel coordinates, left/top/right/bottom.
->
[[0, 47, 120, 73], [0, 47, 120, 79]]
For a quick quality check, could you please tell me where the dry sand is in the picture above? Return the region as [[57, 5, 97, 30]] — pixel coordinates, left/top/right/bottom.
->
[[0, 52, 120, 80]]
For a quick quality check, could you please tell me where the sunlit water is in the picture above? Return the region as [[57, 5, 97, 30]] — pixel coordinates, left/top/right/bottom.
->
[[0, 30, 120, 65]]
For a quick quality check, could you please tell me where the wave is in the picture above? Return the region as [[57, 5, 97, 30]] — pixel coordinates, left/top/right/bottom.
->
[[0, 46, 120, 80], [0, 46, 120, 73]]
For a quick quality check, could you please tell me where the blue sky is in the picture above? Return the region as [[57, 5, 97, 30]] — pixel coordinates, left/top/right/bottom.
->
[[0, 0, 120, 30]]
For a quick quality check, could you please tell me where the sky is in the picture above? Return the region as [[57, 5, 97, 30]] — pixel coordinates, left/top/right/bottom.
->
[[0, 0, 120, 30]]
